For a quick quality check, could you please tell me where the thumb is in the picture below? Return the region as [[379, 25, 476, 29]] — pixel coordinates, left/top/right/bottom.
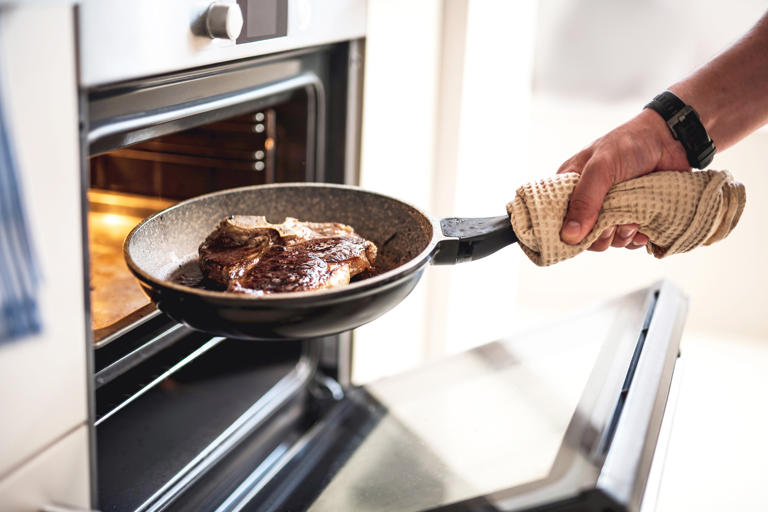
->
[[560, 163, 614, 245]]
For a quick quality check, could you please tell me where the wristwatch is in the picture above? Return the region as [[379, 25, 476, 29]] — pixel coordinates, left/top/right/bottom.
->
[[644, 91, 716, 169]]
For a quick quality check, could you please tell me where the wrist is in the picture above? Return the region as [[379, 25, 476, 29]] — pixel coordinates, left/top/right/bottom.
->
[[637, 108, 690, 169], [644, 91, 716, 169]]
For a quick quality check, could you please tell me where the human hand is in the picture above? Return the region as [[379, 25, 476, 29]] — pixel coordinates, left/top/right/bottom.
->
[[557, 108, 690, 251]]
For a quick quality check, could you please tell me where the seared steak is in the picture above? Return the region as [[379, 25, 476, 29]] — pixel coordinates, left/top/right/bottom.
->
[[199, 216, 377, 295]]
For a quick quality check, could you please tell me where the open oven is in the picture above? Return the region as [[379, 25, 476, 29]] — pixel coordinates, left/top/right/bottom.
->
[[0, 1, 686, 510], [84, 64, 688, 512], [83, 29, 364, 512], [75, 1, 367, 509]]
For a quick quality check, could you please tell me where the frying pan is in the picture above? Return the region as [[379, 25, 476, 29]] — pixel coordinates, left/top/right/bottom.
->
[[124, 183, 518, 340]]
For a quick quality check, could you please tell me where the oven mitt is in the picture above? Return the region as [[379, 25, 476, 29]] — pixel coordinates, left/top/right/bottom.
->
[[506, 170, 746, 267]]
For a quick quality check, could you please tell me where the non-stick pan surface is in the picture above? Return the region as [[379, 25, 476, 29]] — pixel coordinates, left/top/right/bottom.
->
[[124, 183, 516, 340]]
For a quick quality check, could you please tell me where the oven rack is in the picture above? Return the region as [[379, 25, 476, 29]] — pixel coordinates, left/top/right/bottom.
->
[[131, 343, 323, 512], [93, 310, 180, 372], [94, 322, 194, 389], [95, 333, 332, 511]]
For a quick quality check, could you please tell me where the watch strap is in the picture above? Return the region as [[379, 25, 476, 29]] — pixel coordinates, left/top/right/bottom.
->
[[644, 91, 716, 169]]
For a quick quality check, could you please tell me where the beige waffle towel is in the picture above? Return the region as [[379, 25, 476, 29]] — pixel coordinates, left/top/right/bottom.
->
[[506, 170, 746, 266]]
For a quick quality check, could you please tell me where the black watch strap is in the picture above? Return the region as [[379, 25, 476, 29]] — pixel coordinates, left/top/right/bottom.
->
[[644, 91, 716, 169]]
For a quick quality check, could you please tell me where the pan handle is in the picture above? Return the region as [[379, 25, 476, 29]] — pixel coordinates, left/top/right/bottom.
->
[[432, 215, 518, 265]]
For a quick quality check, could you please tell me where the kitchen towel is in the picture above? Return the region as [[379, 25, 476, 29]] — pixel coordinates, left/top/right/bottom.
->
[[507, 170, 746, 267], [0, 15, 41, 344]]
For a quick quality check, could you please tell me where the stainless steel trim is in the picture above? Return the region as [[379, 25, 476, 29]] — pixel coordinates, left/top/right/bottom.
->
[[79, 78, 101, 508], [639, 357, 684, 512], [215, 408, 330, 512], [93, 323, 191, 388], [597, 280, 688, 510], [343, 39, 364, 186], [485, 284, 672, 511], [211, 443, 292, 512], [562, 288, 658, 464], [88, 58, 301, 122], [88, 72, 322, 154], [93, 307, 162, 349], [314, 373, 345, 402], [78, 0, 367, 87], [135, 344, 320, 512], [94, 336, 227, 426], [336, 331, 353, 388], [595, 290, 660, 458], [303, 77, 323, 181]]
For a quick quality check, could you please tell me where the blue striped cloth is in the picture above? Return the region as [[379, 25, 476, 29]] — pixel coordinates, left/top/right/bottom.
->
[[0, 17, 41, 344]]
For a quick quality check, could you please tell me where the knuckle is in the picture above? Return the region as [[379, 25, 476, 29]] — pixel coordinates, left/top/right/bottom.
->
[[568, 196, 594, 216]]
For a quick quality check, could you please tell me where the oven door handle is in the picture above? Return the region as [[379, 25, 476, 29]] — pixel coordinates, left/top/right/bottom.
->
[[88, 72, 323, 157]]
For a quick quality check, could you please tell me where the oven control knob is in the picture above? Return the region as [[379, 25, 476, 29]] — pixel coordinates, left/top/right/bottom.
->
[[205, 2, 243, 41]]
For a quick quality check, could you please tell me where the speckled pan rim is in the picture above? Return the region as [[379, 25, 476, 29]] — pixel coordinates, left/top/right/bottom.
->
[[123, 182, 441, 303]]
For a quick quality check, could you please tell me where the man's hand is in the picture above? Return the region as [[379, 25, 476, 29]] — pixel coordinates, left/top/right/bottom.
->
[[557, 108, 690, 251], [557, 9, 768, 251]]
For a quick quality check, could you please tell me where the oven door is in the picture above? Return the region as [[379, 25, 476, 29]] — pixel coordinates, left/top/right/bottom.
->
[[218, 281, 686, 512]]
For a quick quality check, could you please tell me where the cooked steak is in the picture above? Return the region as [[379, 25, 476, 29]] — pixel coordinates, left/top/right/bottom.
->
[[199, 216, 377, 295]]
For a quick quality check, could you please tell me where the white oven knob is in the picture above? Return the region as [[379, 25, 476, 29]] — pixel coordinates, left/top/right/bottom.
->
[[205, 2, 243, 41]]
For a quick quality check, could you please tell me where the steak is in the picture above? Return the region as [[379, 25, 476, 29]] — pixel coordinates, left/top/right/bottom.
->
[[199, 216, 377, 295]]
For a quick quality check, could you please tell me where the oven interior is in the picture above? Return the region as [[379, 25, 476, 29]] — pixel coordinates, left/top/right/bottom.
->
[[86, 46, 356, 510], [88, 90, 310, 346]]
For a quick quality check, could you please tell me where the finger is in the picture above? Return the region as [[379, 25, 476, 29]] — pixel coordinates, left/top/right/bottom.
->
[[628, 232, 649, 249], [560, 157, 614, 245], [612, 223, 638, 248], [587, 226, 615, 252], [556, 148, 592, 175]]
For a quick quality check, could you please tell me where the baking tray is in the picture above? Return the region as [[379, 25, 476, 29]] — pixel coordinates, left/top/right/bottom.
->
[[89, 189, 175, 347]]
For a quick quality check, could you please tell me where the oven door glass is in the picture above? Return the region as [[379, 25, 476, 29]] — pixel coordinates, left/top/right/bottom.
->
[[240, 282, 685, 512]]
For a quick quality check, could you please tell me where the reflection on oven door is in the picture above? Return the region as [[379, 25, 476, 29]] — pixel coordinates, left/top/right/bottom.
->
[[235, 282, 685, 512]]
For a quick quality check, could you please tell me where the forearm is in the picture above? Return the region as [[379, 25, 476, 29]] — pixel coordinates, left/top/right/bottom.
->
[[669, 10, 768, 152]]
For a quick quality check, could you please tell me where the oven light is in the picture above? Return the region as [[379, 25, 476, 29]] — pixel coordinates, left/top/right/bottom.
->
[[102, 213, 124, 227], [264, 138, 274, 150]]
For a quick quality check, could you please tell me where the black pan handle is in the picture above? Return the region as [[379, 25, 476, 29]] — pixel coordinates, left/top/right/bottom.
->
[[432, 215, 518, 265]]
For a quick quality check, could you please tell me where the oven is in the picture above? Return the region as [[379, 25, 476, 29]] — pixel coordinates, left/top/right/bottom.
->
[[87, 59, 359, 512], [79, 2, 365, 509], [0, 1, 687, 511]]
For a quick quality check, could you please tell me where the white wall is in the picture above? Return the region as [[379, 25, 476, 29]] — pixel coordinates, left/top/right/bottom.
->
[[428, 0, 537, 357], [353, 0, 443, 383], [354, 0, 539, 383]]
